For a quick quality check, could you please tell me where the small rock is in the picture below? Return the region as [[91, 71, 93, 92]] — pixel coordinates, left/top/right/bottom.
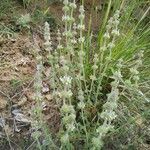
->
[[14, 113, 31, 123], [12, 109, 22, 115], [12, 109, 31, 123]]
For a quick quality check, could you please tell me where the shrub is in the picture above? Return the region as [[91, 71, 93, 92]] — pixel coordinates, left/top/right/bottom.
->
[[32, 0, 150, 149]]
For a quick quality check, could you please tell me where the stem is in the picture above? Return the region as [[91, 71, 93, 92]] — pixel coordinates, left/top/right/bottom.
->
[[81, 109, 89, 144]]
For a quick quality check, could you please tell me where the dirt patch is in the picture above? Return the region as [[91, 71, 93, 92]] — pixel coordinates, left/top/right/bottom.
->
[[0, 35, 35, 92], [0, 33, 60, 149]]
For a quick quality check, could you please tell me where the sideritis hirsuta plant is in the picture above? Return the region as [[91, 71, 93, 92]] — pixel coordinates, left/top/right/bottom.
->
[[32, 0, 148, 149]]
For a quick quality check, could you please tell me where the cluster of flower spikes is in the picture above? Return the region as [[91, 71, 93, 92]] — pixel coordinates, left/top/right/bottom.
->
[[44, 22, 52, 51], [59, 75, 76, 145], [76, 4, 86, 82], [31, 35, 45, 141], [76, 4, 86, 110], [92, 60, 122, 150], [130, 50, 144, 87], [101, 10, 120, 53], [62, 0, 77, 55], [58, 25, 76, 145]]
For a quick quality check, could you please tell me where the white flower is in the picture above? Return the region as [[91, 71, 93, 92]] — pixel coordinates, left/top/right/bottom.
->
[[93, 53, 98, 62], [105, 56, 112, 61], [57, 44, 63, 50], [112, 71, 122, 79], [116, 59, 123, 68], [106, 24, 111, 30], [133, 75, 140, 81], [71, 39, 77, 44], [63, 114, 76, 124], [79, 5, 85, 13], [69, 2, 77, 9], [107, 89, 119, 101], [101, 110, 117, 121], [44, 22, 50, 41], [77, 74, 84, 80], [100, 46, 107, 51], [113, 20, 120, 26], [108, 42, 115, 49], [90, 75, 97, 80], [136, 60, 142, 66], [96, 124, 113, 135], [78, 37, 85, 43], [63, 0, 69, 5], [78, 94, 84, 101], [67, 123, 75, 132], [60, 133, 69, 144], [114, 10, 120, 19], [104, 32, 110, 39], [78, 101, 85, 109], [92, 64, 98, 70], [63, 30, 73, 37], [62, 15, 70, 22], [112, 29, 120, 36], [44, 41, 52, 51], [59, 56, 67, 65], [60, 76, 72, 85], [138, 50, 144, 58], [130, 68, 139, 75], [92, 137, 103, 148], [108, 17, 113, 25], [103, 101, 118, 110], [73, 22, 77, 29], [63, 65, 69, 72], [61, 104, 75, 114], [57, 36, 61, 41], [62, 5, 69, 12], [77, 24, 85, 30], [79, 14, 85, 20]]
